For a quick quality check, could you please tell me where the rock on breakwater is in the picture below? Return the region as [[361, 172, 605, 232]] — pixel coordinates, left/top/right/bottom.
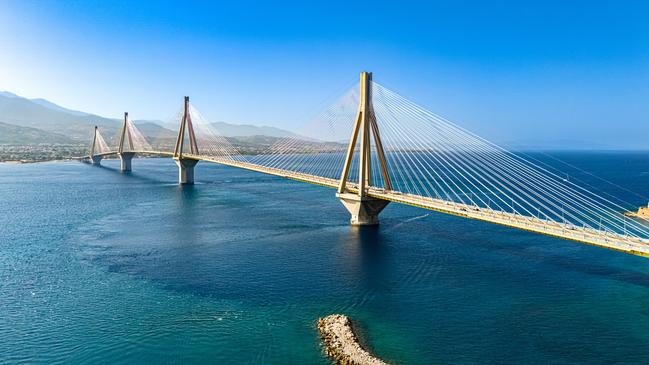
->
[[317, 314, 390, 365]]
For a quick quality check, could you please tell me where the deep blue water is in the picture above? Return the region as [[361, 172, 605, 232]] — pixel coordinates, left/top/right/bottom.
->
[[2, 152, 649, 364]]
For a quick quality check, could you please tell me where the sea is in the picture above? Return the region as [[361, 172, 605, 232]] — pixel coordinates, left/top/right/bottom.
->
[[2, 151, 649, 364]]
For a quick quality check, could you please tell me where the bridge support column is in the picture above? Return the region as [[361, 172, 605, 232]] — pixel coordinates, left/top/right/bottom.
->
[[119, 152, 135, 172], [89, 125, 103, 166], [173, 96, 200, 185], [337, 193, 390, 226], [175, 158, 198, 185], [91, 155, 103, 166], [337, 71, 393, 226]]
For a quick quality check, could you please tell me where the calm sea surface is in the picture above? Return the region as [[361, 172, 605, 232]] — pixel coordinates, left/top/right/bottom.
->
[[2, 152, 649, 364]]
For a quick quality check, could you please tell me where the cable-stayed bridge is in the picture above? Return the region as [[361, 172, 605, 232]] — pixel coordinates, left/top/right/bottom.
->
[[85, 72, 649, 258]]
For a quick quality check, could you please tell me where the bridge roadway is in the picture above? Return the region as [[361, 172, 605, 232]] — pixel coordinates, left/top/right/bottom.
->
[[90, 150, 649, 258]]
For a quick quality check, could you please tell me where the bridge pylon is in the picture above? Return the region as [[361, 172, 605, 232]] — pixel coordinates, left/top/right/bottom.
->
[[173, 96, 199, 184], [118, 112, 135, 172], [336, 71, 392, 225], [89, 125, 103, 166]]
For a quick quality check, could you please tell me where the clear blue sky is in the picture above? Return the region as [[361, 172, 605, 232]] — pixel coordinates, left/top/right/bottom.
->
[[1, 0, 648, 148]]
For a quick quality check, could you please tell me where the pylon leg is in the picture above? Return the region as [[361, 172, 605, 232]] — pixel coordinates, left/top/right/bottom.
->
[[336, 192, 389, 226], [175, 158, 198, 185]]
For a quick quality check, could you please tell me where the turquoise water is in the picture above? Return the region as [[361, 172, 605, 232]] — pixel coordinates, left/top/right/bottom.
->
[[2, 153, 649, 364]]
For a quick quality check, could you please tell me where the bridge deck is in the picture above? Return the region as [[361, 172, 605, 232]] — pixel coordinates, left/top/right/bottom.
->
[[87, 151, 649, 257]]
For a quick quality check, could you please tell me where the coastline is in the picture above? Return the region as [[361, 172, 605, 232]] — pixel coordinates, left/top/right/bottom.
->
[[0, 155, 163, 164], [0, 159, 76, 164]]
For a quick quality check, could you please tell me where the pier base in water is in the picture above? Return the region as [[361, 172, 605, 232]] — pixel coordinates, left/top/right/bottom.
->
[[119, 152, 135, 172], [91, 155, 103, 166], [175, 158, 198, 185], [337, 193, 389, 226]]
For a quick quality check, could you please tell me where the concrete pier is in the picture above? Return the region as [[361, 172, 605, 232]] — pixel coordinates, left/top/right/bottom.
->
[[337, 193, 390, 226], [175, 158, 198, 184], [317, 314, 390, 365], [119, 152, 135, 172], [91, 155, 103, 166]]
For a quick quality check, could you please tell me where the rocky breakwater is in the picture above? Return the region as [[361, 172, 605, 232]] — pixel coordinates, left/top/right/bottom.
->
[[317, 314, 390, 365]]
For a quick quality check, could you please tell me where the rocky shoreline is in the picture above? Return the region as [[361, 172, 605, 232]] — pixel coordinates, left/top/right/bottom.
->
[[317, 314, 390, 365]]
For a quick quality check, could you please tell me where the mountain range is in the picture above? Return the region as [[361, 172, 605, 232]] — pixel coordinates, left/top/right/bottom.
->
[[0, 91, 297, 146], [1, 91, 626, 151]]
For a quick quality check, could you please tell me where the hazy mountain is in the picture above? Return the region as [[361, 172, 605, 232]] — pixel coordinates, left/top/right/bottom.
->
[[0, 91, 19, 98], [0, 91, 331, 163], [1, 90, 90, 117], [0, 92, 300, 148], [133, 121, 177, 139], [30, 98, 90, 117], [0, 94, 182, 147], [0, 93, 120, 140], [210, 121, 297, 138], [0, 122, 74, 144]]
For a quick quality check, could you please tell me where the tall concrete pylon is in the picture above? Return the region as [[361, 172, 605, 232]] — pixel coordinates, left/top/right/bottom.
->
[[336, 71, 392, 225], [173, 96, 199, 184], [118, 112, 135, 172], [89, 125, 103, 166]]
